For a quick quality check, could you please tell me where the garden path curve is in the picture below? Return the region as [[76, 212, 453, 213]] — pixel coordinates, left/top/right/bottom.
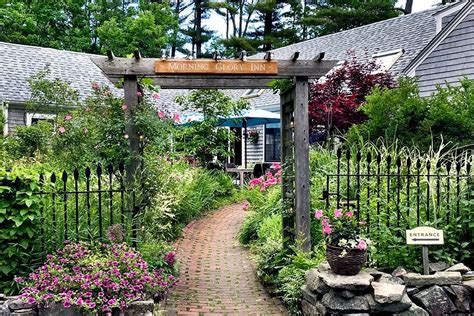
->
[[166, 203, 287, 315]]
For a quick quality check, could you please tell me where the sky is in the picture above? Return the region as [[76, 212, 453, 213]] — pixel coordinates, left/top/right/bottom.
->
[[205, 0, 443, 38]]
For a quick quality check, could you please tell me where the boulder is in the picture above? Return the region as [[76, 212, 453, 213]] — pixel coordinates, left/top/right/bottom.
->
[[319, 270, 373, 291], [463, 271, 474, 281], [365, 268, 385, 279], [301, 299, 320, 316], [412, 285, 456, 316], [321, 290, 369, 312], [378, 273, 404, 285], [446, 285, 471, 312], [372, 282, 406, 304], [396, 303, 429, 316], [318, 262, 331, 272], [365, 293, 412, 313], [10, 309, 35, 316], [306, 269, 330, 294], [123, 300, 154, 316], [8, 300, 34, 311], [446, 263, 471, 274], [404, 272, 462, 287], [301, 286, 319, 305], [392, 266, 408, 278], [336, 290, 357, 299], [429, 262, 449, 273], [463, 280, 474, 292], [406, 287, 419, 296]]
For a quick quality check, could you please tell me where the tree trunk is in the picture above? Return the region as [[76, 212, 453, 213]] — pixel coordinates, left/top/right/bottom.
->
[[404, 0, 413, 14], [263, 10, 273, 51], [171, 0, 181, 57], [195, 0, 203, 58]]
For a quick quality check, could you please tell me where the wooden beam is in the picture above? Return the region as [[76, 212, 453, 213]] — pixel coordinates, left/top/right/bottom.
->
[[90, 57, 337, 80], [293, 76, 311, 252], [280, 87, 296, 249], [123, 75, 141, 183]]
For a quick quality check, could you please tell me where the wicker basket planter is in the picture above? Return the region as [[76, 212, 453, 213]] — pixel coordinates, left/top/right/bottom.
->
[[326, 244, 367, 275]]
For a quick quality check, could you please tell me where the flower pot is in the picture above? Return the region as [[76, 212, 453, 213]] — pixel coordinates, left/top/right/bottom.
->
[[326, 244, 367, 275]]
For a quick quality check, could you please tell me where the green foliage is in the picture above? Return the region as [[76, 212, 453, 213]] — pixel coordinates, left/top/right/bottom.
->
[[0, 164, 45, 294], [348, 78, 474, 150], [174, 90, 248, 165], [0, 0, 177, 56], [141, 158, 236, 242], [302, 0, 399, 37], [6, 121, 53, 159]]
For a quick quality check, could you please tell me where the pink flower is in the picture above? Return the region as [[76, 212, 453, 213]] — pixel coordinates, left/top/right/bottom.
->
[[124, 134, 129, 139], [122, 104, 128, 110], [27, 297, 36, 304], [357, 240, 367, 251], [314, 209, 323, 219], [272, 162, 281, 170], [334, 209, 343, 218], [136, 91, 142, 97], [64, 114, 72, 121], [157, 111, 166, 119], [63, 300, 71, 308], [322, 224, 332, 235], [76, 297, 83, 305], [345, 211, 353, 217], [91, 82, 100, 90], [242, 202, 249, 211], [173, 114, 180, 123], [151, 92, 160, 100], [58, 126, 66, 134]]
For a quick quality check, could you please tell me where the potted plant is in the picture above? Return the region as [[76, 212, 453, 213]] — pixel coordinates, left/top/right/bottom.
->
[[247, 129, 259, 144], [315, 209, 369, 275]]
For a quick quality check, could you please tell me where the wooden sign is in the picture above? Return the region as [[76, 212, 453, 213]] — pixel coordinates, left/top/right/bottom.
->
[[154, 59, 278, 75], [406, 226, 444, 245]]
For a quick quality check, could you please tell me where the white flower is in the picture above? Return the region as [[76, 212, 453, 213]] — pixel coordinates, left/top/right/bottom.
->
[[339, 249, 348, 258], [338, 238, 348, 247]]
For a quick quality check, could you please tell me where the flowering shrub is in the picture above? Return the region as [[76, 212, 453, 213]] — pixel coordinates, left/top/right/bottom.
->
[[16, 242, 176, 314], [247, 129, 259, 144], [248, 162, 282, 191], [315, 209, 369, 252]]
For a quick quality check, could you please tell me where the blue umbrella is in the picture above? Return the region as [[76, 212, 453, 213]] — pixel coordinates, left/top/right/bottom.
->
[[217, 109, 280, 168]]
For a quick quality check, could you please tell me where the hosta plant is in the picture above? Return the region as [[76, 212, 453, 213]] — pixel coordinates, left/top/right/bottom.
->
[[16, 241, 176, 314]]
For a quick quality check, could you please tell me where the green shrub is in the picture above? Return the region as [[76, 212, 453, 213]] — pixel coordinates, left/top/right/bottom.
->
[[0, 164, 45, 294], [6, 121, 53, 159], [348, 77, 474, 150]]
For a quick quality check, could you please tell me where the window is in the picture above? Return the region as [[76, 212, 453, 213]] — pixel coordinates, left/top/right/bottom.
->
[[26, 113, 56, 126], [264, 123, 281, 162], [372, 49, 404, 72], [241, 89, 265, 99]]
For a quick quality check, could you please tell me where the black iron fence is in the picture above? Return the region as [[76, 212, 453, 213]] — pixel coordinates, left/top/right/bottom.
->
[[30, 163, 140, 249], [322, 148, 472, 232]]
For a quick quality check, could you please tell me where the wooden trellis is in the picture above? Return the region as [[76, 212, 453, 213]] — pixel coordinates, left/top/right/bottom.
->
[[91, 51, 337, 251]]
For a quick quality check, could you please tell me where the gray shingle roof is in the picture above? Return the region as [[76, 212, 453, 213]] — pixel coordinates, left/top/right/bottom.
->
[[252, 6, 446, 76], [0, 42, 118, 104]]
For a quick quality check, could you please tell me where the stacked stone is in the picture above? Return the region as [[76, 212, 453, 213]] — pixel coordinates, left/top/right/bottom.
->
[[0, 296, 36, 316], [302, 262, 473, 315]]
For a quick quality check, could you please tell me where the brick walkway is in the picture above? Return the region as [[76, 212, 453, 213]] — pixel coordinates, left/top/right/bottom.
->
[[166, 203, 287, 315]]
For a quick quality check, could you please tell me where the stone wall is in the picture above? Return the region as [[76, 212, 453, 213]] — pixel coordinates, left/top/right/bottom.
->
[[0, 295, 159, 316], [302, 262, 473, 315]]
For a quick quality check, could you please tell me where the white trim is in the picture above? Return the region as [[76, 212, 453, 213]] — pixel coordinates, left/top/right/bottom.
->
[[2, 103, 8, 136], [433, 0, 466, 33], [403, 1, 473, 76], [263, 124, 267, 162], [26, 112, 56, 126], [241, 89, 265, 99]]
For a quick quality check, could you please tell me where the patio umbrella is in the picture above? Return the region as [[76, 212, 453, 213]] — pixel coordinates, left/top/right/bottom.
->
[[217, 109, 280, 168]]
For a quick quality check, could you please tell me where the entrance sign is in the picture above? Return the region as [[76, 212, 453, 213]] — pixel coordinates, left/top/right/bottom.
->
[[406, 226, 444, 275], [154, 59, 278, 75], [406, 226, 444, 245]]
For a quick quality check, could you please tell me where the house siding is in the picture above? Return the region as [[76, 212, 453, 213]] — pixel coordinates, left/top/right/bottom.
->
[[244, 125, 264, 164], [415, 9, 474, 97], [7, 105, 26, 133]]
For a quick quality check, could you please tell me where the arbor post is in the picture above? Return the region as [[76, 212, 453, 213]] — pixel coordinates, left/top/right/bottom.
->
[[123, 75, 141, 183], [294, 77, 311, 252]]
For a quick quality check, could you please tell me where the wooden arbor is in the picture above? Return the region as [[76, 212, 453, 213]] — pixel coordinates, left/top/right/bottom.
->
[[91, 52, 336, 251]]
